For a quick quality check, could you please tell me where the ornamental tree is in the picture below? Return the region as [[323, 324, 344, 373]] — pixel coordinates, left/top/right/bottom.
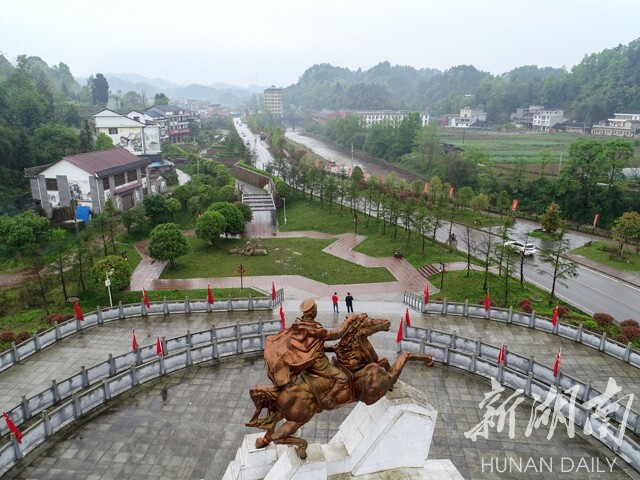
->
[[611, 211, 640, 257], [148, 223, 189, 267], [540, 202, 563, 234], [196, 210, 226, 245]]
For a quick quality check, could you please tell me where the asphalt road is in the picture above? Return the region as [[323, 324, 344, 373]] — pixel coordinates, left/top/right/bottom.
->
[[279, 128, 640, 321]]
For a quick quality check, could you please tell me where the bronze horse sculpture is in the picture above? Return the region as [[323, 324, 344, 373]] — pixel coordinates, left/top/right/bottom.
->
[[246, 313, 434, 458]]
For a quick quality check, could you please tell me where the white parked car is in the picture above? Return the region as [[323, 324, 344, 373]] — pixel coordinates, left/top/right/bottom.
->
[[503, 240, 537, 256]]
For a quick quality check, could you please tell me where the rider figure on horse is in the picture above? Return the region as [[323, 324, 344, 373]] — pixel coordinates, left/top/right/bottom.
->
[[265, 298, 354, 410]]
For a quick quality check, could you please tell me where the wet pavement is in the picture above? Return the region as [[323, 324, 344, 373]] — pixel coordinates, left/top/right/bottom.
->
[[2, 308, 640, 479]]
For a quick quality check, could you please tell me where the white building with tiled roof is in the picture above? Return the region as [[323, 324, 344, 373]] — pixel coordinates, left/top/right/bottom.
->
[[25, 149, 166, 218], [92, 109, 162, 156]]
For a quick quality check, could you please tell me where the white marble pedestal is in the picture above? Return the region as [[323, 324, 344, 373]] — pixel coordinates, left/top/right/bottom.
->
[[222, 381, 463, 479]]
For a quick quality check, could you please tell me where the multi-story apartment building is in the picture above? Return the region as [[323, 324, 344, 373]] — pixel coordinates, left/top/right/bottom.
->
[[532, 108, 564, 132], [92, 109, 162, 156], [145, 105, 191, 143], [264, 86, 283, 118], [512, 105, 564, 131], [591, 113, 640, 138], [449, 107, 487, 128]]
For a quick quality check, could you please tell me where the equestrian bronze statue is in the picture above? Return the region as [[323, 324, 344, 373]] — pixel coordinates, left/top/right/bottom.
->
[[246, 298, 434, 459]]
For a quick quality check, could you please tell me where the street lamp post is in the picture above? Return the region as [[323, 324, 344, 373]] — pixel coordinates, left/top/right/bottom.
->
[[283, 197, 287, 225], [237, 264, 246, 291], [105, 268, 114, 308]]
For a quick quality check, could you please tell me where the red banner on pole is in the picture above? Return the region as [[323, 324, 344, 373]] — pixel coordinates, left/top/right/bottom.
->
[[279, 303, 286, 331], [424, 285, 429, 304], [271, 282, 277, 301], [74, 300, 84, 321], [553, 348, 561, 377], [156, 334, 165, 357], [551, 305, 559, 326], [497, 343, 506, 365], [132, 328, 138, 351], [142, 288, 151, 308], [396, 319, 404, 343], [404, 308, 411, 327], [207, 284, 215, 305], [3, 410, 23, 444], [484, 291, 491, 311]]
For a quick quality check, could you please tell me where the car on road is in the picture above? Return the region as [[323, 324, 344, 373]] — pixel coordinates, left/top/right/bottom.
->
[[503, 240, 536, 256]]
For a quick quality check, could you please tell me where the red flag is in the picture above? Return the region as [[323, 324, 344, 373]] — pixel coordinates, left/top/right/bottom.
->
[[3, 410, 23, 444], [74, 299, 84, 321], [396, 319, 404, 343], [279, 303, 286, 330], [207, 283, 215, 305], [551, 305, 559, 326], [132, 328, 138, 351], [405, 308, 411, 327], [424, 285, 430, 304], [156, 334, 165, 357], [271, 282, 277, 301], [424, 182, 429, 193], [484, 291, 491, 311], [497, 342, 506, 365], [553, 348, 561, 377], [511, 199, 518, 212], [142, 288, 151, 308], [449, 187, 454, 198]]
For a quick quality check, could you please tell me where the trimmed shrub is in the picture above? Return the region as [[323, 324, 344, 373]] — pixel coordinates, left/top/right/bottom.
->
[[14, 331, 31, 344], [611, 334, 630, 345], [518, 299, 532, 307], [622, 326, 640, 340], [593, 313, 614, 327], [621, 319, 639, 328], [556, 305, 571, 317], [521, 303, 533, 313], [44, 313, 73, 326], [582, 319, 601, 333], [0, 331, 16, 343]]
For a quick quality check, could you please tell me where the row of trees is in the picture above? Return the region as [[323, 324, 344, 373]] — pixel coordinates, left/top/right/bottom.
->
[[269, 144, 584, 305], [304, 116, 639, 229]]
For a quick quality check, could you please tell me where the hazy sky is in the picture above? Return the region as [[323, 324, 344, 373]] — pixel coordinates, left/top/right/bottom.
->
[[2, 0, 640, 88]]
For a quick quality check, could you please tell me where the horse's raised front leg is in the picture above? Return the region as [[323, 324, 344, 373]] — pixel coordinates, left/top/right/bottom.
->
[[387, 352, 434, 386]]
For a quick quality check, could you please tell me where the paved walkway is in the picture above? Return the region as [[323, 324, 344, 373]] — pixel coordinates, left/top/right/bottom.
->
[[129, 229, 442, 301], [2, 309, 638, 479], [3, 191, 640, 478]]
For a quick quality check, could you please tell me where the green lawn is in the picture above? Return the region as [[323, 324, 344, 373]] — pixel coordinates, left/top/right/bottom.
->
[[278, 197, 478, 269], [430, 270, 589, 320], [572, 240, 640, 274], [160, 235, 395, 285]]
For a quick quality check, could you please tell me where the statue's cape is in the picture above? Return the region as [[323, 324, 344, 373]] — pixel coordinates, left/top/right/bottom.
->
[[264, 321, 324, 386]]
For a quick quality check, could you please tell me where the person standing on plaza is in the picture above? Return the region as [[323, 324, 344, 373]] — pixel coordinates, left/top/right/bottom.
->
[[331, 292, 339, 313], [345, 292, 354, 313]]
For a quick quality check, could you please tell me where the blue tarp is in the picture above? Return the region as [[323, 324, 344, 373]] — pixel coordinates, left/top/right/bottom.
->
[[76, 205, 91, 222]]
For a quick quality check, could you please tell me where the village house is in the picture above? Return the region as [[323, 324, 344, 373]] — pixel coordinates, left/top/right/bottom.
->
[[25, 149, 166, 219]]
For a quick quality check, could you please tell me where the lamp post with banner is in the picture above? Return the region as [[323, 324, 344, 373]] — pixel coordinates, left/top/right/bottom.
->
[[237, 264, 246, 291]]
